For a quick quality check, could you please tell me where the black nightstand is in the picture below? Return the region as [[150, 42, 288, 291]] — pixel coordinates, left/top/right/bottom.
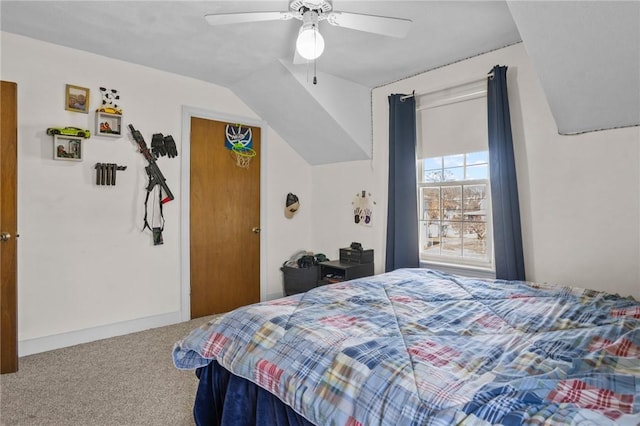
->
[[318, 259, 374, 285]]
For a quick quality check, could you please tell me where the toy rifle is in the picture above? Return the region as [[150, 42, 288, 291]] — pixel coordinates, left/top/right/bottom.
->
[[129, 124, 174, 242], [129, 124, 174, 203]]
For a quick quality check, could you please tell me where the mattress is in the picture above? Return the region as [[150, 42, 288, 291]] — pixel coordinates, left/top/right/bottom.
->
[[173, 268, 640, 425]]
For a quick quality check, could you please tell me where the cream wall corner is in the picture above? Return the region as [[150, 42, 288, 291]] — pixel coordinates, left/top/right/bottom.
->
[[311, 43, 640, 299], [1, 32, 312, 355]]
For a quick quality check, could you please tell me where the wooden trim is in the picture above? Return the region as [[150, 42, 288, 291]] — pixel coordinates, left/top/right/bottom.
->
[[1, 80, 18, 373]]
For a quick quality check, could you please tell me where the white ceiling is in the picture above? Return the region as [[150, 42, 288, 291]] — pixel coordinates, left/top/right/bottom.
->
[[507, 1, 640, 135], [1, 1, 638, 164]]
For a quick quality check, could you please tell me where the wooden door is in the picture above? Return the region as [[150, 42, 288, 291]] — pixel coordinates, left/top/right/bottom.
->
[[1, 81, 18, 374], [190, 117, 260, 317]]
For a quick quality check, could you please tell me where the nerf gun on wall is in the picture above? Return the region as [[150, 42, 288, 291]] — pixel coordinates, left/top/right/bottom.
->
[[129, 124, 174, 244], [129, 124, 174, 204]]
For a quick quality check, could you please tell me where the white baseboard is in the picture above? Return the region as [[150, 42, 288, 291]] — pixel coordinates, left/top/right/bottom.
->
[[18, 311, 182, 357]]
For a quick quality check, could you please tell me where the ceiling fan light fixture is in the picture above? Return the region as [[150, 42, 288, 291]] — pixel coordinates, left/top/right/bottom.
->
[[296, 10, 324, 60]]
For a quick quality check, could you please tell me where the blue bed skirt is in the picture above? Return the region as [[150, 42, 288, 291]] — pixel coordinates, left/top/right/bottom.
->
[[194, 360, 315, 426]]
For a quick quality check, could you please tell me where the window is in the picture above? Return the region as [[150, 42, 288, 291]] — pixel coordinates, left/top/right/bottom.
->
[[418, 151, 493, 269]]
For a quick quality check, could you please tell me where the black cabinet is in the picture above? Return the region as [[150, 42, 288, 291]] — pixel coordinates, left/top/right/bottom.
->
[[318, 259, 374, 285], [282, 265, 319, 296]]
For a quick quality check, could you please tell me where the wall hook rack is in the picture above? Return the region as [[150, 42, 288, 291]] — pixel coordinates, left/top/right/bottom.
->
[[95, 163, 127, 186]]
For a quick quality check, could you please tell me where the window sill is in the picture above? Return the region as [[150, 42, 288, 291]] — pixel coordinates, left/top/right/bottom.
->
[[419, 261, 495, 279]]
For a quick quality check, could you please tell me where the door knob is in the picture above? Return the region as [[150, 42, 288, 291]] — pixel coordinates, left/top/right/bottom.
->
[[252, 227, 261, 234], [0, 232, 11, 242]]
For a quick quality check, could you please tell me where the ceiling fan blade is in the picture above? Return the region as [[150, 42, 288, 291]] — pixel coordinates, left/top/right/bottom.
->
[[205, 11, 292, 26], [326, 12, 412, 38]]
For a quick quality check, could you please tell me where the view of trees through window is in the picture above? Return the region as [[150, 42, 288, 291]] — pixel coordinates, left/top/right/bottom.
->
[[418, 151, 492, 267]]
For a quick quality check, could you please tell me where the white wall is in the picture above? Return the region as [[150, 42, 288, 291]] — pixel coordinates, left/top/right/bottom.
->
[[312, 43, 640, 299], [1, 32, 313, 355], [3, 33, 638, 355]]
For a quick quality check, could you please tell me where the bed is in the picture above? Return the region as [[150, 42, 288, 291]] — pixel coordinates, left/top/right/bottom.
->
[[173, 268, 640, 425]]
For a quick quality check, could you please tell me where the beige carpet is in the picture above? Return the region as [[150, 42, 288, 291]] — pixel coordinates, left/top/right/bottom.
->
[[0, 316, 216, 426]]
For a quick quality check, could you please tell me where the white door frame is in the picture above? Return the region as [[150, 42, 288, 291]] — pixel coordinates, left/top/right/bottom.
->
[[180, 106, 268, 321]]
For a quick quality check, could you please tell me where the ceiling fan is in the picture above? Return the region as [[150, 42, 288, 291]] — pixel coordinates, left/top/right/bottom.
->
[[204, 0, 412, 62]]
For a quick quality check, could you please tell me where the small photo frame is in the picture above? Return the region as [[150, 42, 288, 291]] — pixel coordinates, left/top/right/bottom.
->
[[53, 135, 83, 161], [65, 84, 90, 113]]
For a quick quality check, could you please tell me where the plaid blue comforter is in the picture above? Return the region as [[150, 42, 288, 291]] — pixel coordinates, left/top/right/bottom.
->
[[173, 268, 640, 425]]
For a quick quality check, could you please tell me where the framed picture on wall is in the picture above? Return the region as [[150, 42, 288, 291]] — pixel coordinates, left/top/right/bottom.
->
[[65, 84, 90, 113], [53, 135, 83, 161]]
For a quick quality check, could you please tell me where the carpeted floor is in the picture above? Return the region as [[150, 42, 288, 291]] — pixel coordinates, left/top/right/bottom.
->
[[0, 316, 217, 426]]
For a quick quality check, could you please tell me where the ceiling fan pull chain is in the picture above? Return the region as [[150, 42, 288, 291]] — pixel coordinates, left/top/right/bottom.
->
[[313, 56, 318, 85], [313, 25, 318, 85]]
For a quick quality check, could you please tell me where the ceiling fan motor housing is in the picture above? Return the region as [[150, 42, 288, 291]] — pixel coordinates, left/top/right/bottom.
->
[[290, 0, 332, 14]]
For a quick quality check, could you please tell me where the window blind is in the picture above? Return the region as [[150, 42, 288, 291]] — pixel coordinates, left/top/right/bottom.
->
[[416, 81, 488, 159]]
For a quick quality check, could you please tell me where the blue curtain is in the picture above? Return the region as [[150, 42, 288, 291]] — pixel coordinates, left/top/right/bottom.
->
[[487, 66, 526, 281], [386, 94, 419, 272]]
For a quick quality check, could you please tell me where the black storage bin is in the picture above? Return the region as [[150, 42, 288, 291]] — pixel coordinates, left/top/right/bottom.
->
[[281, 265, 319, 296], [339, 248, 374, 264]]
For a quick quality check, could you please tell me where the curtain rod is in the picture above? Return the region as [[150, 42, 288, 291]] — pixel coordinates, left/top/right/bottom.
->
[[401, 71, 494, 101], [416, 89, 487, 112]]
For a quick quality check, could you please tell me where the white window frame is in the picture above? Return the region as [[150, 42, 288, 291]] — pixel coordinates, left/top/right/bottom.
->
[[417, 153, 495, 275]]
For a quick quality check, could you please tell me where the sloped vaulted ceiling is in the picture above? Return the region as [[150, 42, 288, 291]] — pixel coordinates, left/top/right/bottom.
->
[[1, 2, 637, 163], [507, 1, 640, 135], [0, 1, 522, 165], [230, 60, 373, 165]]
